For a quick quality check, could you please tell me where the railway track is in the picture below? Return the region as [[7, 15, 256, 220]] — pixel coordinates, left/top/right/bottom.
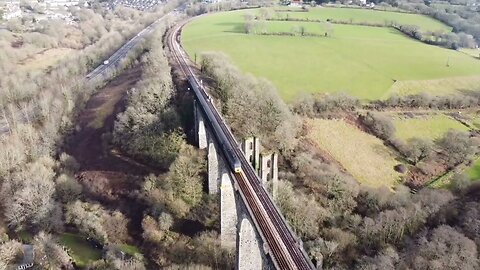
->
[[87, 15, 169, 81], [167, 21, 315, 270]]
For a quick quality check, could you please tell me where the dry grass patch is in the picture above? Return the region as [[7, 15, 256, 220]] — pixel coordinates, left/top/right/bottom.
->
[[306, 118, 402, 188], [18, 47, 75, 71]]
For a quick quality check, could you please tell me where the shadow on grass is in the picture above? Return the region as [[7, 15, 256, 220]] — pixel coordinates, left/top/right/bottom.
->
[[458, 89, 480, 98], [215, 22, 245, 33]]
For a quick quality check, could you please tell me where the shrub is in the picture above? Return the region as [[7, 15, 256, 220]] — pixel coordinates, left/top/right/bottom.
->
[[359, 112, 395, 141]]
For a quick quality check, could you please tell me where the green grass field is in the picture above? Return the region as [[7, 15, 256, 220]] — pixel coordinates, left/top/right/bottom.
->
[[307, 118, 402, 188], [119, 243, 141, 256], [393, 114, 469, 141], [182, 9, 480, 101], [278, 7, 450, 32], [60, 233, 102, 268], [467, 158, 480, 181], [386, 75, 480, 97]]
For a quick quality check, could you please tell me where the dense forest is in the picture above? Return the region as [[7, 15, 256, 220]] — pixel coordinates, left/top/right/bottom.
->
[[0, 2, 183, 268]]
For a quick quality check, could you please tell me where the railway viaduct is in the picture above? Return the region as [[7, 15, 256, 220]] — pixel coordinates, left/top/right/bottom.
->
[[170, 19, 314, 269], [194, 101, 280, 269]]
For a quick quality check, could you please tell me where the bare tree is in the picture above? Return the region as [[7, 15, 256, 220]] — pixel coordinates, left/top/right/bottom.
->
[[2, 158, 56, 230], [33, 232, 73, 269], [437, 130, 477, 167], [411, 226, 478, 270], [55, 174, 82, 203], [276, 180, 329, 239], [0, 240, 23, 267], [405, 137, 433, 164]]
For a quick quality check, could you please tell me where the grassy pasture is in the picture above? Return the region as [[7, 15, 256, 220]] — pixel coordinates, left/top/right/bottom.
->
[[467, 158, 480, 181], [393, 114, 470, 141], [182, 9, 480, 101], [60, 233, 102, 268], [306, 118, 402, 188], [460, 48, 480, 59], [386, 75, 480, 97], [278, 7, 450, 32]]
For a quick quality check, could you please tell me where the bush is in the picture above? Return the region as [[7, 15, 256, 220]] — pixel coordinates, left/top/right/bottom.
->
[[436, 130, 477, 168], [65, 201, 129, 245], [359, 112, 395, 141], [291, 93, 359, 117], [55, 174, 82, 203], [105, 244, 146, 270], [374, 93, 478, 110]]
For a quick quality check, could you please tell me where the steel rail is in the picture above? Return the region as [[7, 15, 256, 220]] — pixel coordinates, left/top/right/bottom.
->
[[87, 15, 168, 80]]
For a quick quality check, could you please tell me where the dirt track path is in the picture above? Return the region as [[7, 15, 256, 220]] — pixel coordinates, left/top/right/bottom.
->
[[65, 64, 154, 243]]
